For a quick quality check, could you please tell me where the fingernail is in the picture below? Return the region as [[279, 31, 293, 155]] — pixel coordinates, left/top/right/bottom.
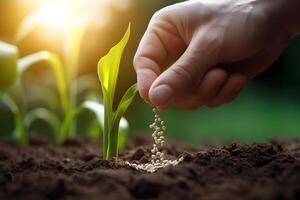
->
[[150, 84, 173, 106]]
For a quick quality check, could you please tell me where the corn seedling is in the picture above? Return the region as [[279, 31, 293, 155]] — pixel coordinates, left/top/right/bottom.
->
[[97, 24, 138, 160], [0, 22, 132, 147], [0, 41, 26, 144], [126, 108, 184, 173]]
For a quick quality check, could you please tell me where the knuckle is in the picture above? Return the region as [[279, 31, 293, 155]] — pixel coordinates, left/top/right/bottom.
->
[[152, 8, 169, 21], [197, 28, 224, 60], [133, 54, 142, 69], [200, 32, 221, 49]]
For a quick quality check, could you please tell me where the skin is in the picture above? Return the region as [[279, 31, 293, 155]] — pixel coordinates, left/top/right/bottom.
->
[[133, 0, 300, 111]]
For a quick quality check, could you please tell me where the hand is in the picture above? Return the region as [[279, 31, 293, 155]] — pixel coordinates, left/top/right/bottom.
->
[[134, 0, 291, 111]]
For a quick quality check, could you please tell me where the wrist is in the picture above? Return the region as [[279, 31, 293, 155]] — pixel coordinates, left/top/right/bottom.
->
[[255, 0, 300, 38]]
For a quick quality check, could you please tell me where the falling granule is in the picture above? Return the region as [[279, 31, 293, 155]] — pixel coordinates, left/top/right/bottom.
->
[[125, 108, 184, 173]]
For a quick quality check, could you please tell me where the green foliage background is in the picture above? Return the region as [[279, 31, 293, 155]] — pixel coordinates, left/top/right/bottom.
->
[[0, 0, 300, 144]]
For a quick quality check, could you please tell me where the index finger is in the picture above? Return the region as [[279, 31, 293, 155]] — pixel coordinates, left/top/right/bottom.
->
[[133, 13, 186, 102]]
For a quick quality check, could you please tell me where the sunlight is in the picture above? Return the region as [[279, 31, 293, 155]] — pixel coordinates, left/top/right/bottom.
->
[[14, 0, 119, 44], [35, 3, 71, 30], [32, 2, 71, 32]]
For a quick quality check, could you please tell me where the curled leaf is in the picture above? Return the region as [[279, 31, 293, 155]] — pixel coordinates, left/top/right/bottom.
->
[[18, 51, 68, 111]]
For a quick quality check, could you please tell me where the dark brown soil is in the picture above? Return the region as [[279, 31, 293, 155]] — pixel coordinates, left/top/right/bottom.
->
[[1, 135, 300, 200]]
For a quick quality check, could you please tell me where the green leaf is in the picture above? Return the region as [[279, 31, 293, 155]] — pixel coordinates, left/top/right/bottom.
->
[[0, 41, 18, 94], [18, 51, 68, 111], [113, 84, 138, 129], [97, 23, 130, 103]]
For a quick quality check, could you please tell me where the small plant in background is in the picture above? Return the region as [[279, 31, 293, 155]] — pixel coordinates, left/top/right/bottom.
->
[[126, 108, 184, 173], [0, 6, 132, 148], [97, 24, 138, 160], [0, 41, 27, 145]]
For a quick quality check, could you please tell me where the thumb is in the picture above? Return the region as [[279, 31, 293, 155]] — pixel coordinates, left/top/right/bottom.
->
[[148, 31, 221, 108]]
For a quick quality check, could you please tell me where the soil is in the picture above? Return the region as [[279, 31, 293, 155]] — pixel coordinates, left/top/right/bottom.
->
[[1, 135, 300, 200]]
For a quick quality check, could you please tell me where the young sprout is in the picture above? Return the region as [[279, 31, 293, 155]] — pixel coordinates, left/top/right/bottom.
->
[[1, 6, 135, 147], [97, 24, 138, 160], [0, 24, 134, 148], [126, 108, 184, 173]]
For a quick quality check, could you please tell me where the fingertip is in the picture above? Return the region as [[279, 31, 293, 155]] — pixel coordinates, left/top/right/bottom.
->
[[136, 68, 158, 103], [149, 84, 174, 108]]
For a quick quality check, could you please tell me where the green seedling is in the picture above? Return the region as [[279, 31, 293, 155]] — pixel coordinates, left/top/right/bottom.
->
[[0, 43, 131, 146], [1, 4, 135, 150], [97, 24, 138, 160], [0, 44, 131, 146], [0, 41, 25, 144], [0, 24, 132, 147]]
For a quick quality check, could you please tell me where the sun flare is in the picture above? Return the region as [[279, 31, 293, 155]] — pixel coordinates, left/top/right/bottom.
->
[[34, 3, 71, 31]]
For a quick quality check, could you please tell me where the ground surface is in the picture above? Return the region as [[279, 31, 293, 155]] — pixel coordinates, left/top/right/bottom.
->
[[1, 135, 300, 200]]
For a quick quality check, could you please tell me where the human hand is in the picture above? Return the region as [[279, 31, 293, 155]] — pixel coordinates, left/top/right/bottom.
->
[[134, 0, 291, 111]]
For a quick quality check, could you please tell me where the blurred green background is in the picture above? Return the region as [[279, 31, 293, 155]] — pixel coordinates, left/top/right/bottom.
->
[[0, 0, 300, 144]]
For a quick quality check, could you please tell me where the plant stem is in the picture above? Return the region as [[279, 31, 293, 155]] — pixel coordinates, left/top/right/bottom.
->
[[15, 111, 27, 146], [1, 94, 28, 145], [106, 125, 119, 160], [103, 108, 109, 159], [103, 94, 113, 160]]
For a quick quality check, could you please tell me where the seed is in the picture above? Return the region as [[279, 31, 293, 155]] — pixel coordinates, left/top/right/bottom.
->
[[125, 107, 184, 173]]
